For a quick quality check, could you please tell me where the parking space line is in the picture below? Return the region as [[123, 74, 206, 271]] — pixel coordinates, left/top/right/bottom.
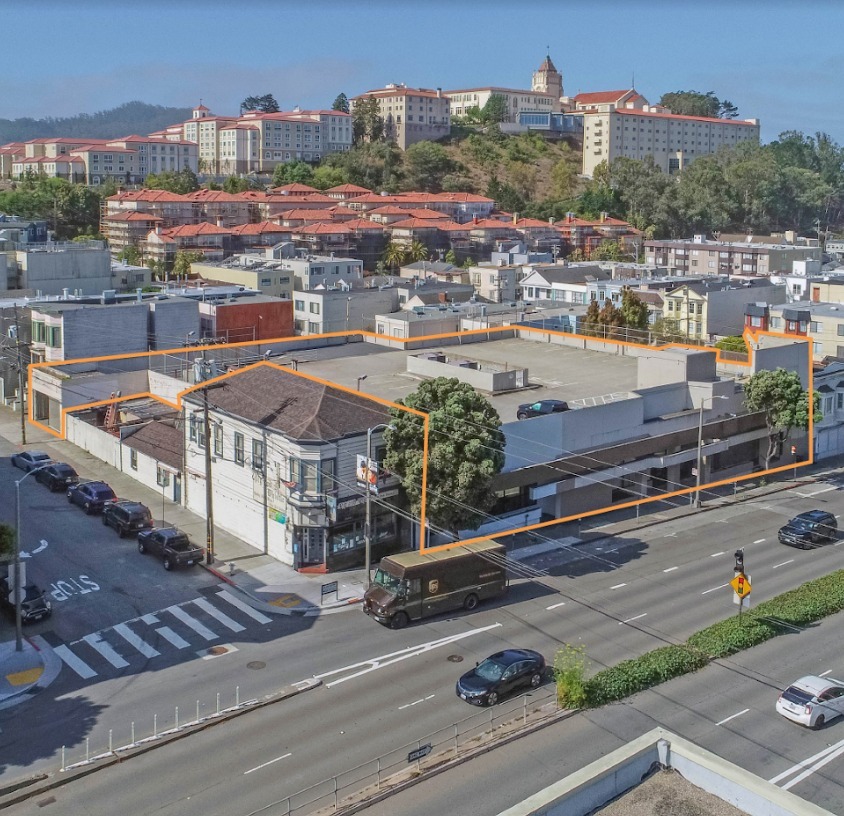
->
[[753, 539, 765, 544], [193, 598, 246, 633], [820, 669, 832, 677], [716, 708, 749, 726], [113, 623, 160, 659], [546, 601, 566, 610], [610, 583, 627, 590], [663, 567, 678, 573], [710, 551, 725, 557]]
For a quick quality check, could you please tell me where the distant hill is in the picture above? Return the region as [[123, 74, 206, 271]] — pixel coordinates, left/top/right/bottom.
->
[[0, 101, 193, 144]]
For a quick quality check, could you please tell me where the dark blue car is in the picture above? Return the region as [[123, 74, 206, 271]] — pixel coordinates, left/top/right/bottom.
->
[[67, 480, 117, 514]]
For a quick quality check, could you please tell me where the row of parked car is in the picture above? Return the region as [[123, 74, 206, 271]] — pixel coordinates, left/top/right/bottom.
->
[[8, 451, 206, 624]]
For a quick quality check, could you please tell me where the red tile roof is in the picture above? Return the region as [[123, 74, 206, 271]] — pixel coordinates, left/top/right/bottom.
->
[[325, 183, 371, 194], [229, 222, 291, 235], [611, 108, 758, 126], [514, 217, 555, 228], [184, 190, 246, 202], [387, 218, 445, 230], [295, 223, 352, 235], [163, 223, 231, 237], [276, 209, 329, 221], [271, 183, 319, 194], [573, 90, 635, 104], [103, 212, 163, 222], [343, 218, 386, 231]]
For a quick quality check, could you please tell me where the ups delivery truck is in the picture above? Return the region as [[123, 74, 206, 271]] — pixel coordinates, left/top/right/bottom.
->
[[363, 540, 507, 629]]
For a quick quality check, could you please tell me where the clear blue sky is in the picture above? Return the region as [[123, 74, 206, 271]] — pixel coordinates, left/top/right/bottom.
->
[[4, 0, 842, 144]]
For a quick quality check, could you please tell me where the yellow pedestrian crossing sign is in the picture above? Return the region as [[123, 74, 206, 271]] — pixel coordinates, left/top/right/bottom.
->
[[730, 573, 752, 598]]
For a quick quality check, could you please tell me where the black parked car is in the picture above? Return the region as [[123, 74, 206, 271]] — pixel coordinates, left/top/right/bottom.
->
[[137, 527, 206, 570], [0, 579, 52, 623], [101, 500, 153, 537], [35, 462, 79, 492], [516, 400, 570, 420], [67, 480, 117, 514], [11, 451, 53, 472], [778, 510, 838, 549], [456, 649, 546, 706]]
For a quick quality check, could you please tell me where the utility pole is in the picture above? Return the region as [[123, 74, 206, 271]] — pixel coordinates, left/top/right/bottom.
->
[[203, 384, 214, 565], [13, 306, 26, 445]]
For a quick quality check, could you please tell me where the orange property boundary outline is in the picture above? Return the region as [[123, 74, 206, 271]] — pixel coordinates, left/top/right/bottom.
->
[[26, 323, 812, 555]]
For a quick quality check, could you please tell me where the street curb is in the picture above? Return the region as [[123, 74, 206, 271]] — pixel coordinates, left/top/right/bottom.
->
[[0, 678, 323, 810], [323, 706, 578, 816], [0, 637, 62, 712]]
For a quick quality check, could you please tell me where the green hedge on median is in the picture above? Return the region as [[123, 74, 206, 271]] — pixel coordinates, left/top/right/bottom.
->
[[584, 645, 709, 707], [578, 569, 844, 708], [688, 568, 844, 658]]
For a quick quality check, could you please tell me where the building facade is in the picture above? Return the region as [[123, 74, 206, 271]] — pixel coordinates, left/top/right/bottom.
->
[[351, 85, 450, 150]]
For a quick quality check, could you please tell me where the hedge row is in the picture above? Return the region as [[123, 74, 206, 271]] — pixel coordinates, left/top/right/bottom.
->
[[689, 568, 844, 658], [580, 568, 844, 707], [584, 645, 708, 707]]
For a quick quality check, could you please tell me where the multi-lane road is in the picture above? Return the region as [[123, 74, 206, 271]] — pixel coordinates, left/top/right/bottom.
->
[[3, 461, 844, 814]]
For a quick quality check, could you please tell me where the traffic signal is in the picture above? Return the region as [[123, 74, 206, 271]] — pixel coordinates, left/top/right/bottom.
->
[[736, 573, 746, 595], [734, 549, 745, 574]]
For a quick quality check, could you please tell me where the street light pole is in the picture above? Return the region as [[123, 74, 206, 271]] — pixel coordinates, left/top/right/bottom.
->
[[365, 423, 393, 586], [14, 463, 52, 651], [694, 394, 728, 509]]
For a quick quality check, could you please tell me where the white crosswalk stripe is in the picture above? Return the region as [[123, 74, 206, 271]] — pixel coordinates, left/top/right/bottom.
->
[[82, 633, 129, 669], [114, 623, 160, 659], [166, 604, 218, 641], [49, 591, 275, 681], [216, 590, 272, 624]]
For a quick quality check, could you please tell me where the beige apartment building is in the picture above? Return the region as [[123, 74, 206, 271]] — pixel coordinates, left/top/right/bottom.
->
[[582, 108, 760, 177], [181, 104, 352, 174], [351, 85, 450, 150]]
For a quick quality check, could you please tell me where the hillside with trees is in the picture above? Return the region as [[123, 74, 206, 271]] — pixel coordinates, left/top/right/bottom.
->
[[0, 102, 192, 143]]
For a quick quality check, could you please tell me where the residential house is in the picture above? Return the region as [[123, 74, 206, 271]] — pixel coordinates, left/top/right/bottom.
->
[[520, 264, 612, 304], [292, 287, 398, 335], [767, 301, 844, 361], [466, 264, 518, 303]]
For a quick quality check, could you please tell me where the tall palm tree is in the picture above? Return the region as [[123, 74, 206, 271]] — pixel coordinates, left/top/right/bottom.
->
[[408, 240, 429, 263], [382, 241, 408, 271]]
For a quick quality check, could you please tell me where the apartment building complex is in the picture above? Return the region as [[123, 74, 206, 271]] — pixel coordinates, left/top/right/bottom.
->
[[645, 235, 820, 276], [351, 85, 450, 150]]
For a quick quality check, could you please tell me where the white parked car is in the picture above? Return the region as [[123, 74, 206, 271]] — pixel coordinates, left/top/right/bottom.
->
[[776, 675, 844, 728]]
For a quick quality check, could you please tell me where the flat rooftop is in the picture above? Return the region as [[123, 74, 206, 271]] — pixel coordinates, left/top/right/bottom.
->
[[284, 336, 640, 422]]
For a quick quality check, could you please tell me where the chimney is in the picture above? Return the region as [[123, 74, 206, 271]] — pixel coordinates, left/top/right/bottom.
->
[[436, 88, 442, 98], [512, 212, 518, 225], [155, 224, 162, 235], [217, 216, 225, 227], [600, 211, 607, 223], [473, 214, 479, 225], [549, 217, 555, 226], [136, 288, 143, 302]]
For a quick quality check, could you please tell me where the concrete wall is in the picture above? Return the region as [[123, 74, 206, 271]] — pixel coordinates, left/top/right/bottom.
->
[[49, 368, 150, 411], [63, 303, 150, 363], [706, 284, 786, 337], [148, 298, 200, 351], [753, 338, 811, 388], [407, 353, 527, 394], [497, 728, 833, 816], [18, 248, 112, 296], [147, 370, 187, 404], [637, 349, 716, 390]]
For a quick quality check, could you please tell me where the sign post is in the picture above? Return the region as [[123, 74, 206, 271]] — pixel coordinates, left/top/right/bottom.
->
[[730, 572, 752, 618]]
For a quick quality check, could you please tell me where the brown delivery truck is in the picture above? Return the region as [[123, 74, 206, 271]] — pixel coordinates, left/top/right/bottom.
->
[[363, 540, 507, 629]]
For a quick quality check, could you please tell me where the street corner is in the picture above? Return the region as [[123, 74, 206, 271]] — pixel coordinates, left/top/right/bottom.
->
[[0, 637, 56, 708]]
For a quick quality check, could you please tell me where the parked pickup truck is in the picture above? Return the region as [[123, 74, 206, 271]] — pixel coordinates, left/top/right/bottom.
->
[[137, 527, 205, 570]]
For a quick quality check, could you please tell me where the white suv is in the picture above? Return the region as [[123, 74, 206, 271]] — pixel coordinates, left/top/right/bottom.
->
[[776, 675, 844, 728]]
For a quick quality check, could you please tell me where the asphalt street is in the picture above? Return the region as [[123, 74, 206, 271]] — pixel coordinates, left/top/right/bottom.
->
[[3, 465, 844, 814]]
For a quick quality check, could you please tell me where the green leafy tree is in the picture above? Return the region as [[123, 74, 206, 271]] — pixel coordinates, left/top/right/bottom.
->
[[507, 161, 538, 201], [145, 167, 199, 194], [620, 287, 649, 330], [590, 240, 626, 261], [271, 160, 315, 188], [581, 299, 601, 336], [550, 144, 581, 200], [241, 94, 280, 113], [0, 523, 14, 562], [650, 317, 686, 344], [403, 141, 454, 192], [715, 336, 748, 353], [322, 141, 402, 191], [659, 90, 721, 118], [480, 94, 508, 125], [352, 97, 385, 144], [332, 93, 350, 114], [554, 643, 589, 709], [172, 250, 204, 279], [118, 245, 142, 265], [719, 99, 739, 119], [743, 368, 819, 470], [221, 176, 254, 193], [444, 249, 458, 265], [382, 242, 408, 270], [383, 377, 506, 535], [312, 164, 349, 189]]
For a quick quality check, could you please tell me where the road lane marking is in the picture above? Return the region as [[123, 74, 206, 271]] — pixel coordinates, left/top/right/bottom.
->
[[783, 744, 844, 791], [769, 736, 844, 784], [610, 583, 627, 590], [113, 623, 160, 659], [716, 708, 749, 726], [167, 605, 218, 641], [193, 598, 246, 633], [312, 623, 502, 688], [140, 613, 191, 649], [619, 614, 647, 625], [546, 601, 567, 610], [702, 583, 729, 595], [216, 589, 272, 624], [82, 634, 129, 669], [772, 559, 794, 569], [399, 694, 435, 710], [795, 485, 836, 498], [820, 669, 832, 677], [663, 567, 678, 573], [53, 645, 96, 679], [753, 539, 765, 544], [710, 551, 725, 557], [664, 533, 677, 538], [244, 753, 292, 775]]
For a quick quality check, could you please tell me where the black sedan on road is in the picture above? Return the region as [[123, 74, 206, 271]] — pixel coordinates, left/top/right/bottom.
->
[[11, 451, 53, 472], [35, 462, 80, 492], [516, 400, 570, 420], [456, 649, 546, 706], [67, 480, 117, 514]]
